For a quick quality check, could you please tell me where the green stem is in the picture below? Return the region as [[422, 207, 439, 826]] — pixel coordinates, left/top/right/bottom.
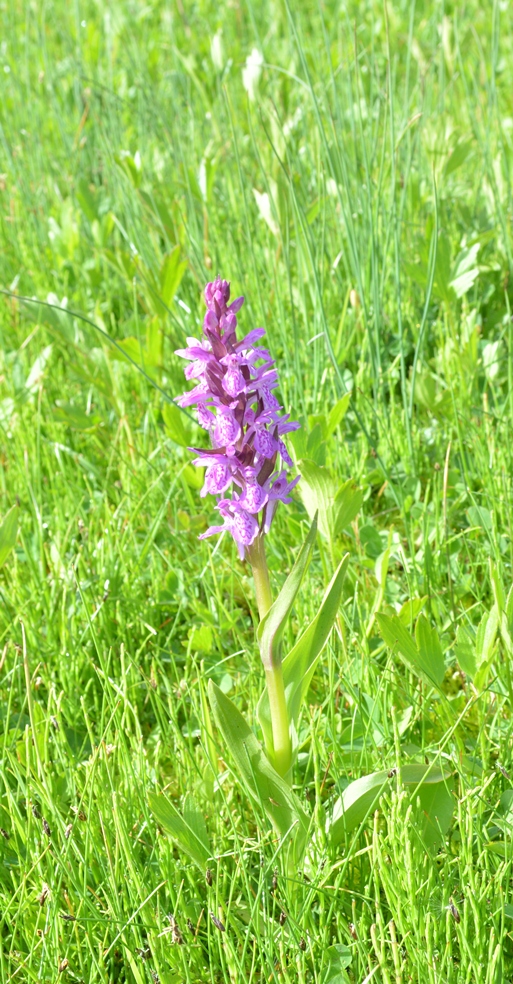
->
[[265, 665, 292, 779], [247, 534, 292, 780], [247, 534, 273, 620]]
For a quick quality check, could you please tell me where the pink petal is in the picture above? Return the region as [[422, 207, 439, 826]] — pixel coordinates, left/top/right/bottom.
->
[[228, 296, 245, 314]]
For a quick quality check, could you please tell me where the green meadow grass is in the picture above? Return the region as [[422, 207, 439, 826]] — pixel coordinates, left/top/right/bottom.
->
[[2, 0, 513, 980]]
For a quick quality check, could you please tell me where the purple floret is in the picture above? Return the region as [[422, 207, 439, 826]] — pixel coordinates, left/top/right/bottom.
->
[[175, 276, 300, 558]]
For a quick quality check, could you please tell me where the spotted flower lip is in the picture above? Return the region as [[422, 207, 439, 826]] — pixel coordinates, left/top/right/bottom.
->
[[175, 276, 300, 558]]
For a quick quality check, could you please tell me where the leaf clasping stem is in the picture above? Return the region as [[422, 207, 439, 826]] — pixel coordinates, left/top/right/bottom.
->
[[247, 534, 292, 780], [247, 533, 273, 621]]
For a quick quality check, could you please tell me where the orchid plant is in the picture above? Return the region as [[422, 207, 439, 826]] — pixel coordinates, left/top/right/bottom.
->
[[147, 277, 344, 853], [175, 277, 302, 779], [148, 277, 455, 866]]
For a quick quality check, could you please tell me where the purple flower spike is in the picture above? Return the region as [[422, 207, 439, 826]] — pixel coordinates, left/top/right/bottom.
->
[[175, 276, 300, 558]]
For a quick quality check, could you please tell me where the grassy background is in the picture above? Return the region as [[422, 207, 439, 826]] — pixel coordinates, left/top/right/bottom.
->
[[2, 0, 513, 980]]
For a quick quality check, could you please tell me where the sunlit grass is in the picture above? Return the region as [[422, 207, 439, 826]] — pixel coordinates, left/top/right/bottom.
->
[[1, 1, 513, 981]]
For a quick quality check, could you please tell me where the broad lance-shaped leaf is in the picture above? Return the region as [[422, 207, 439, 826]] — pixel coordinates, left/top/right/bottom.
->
[[454, 623, 476, 678], [257, 516, 317, 670], [0, 504, 19, 568], [298, 460, 337, 540], [257, 554, 350, 757], [328, 764, 454, 852], [415, 614, 445, 685], [376, 612, 445, 688], [162, 402, 192, 447], [333, 480, 364, 538], [475, 604, 498, 657], [326, 392, 350, 437], [208, 681, 309, 851], [454, 606, 499, 690], [160, 245, 188, 308], [298, 459, 362, 542], [148, 792, 213, 871], [412, 773, 455, 852], [183, 793, 211, 849]]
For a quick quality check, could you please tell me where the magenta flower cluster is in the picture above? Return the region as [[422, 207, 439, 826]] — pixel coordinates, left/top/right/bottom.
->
[[175, 278, 300, 558]]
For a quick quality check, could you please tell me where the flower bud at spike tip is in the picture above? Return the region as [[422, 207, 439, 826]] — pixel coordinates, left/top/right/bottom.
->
[[175, 276, 300, 559]]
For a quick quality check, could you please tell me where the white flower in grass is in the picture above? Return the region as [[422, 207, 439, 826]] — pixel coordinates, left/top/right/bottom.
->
[[211, 30, 224, 72], [242, 48, 264, 101]]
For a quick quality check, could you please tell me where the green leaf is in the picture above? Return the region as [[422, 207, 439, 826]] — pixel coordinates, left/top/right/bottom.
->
[[476, 605, 498, 664], [488, 790, 513, 838], [199, 155, 218, 205], [444, 137, 473, 177], [398, 596, 428, 627], [257, 555, 349, 756], [183, 794, 210, 851], [76, 178, 99, 223], [360, 524, 384, 559], [109, 336, 146, 365], [257, 517, 317, 670], [450, 267, 479, 299], [333, 480, 364, 537], [411, 773, 455, 852], [306, 424, 326, 463], [468, 505, 493, 532], [450, 243, 480, 298], [146, 317, 163, 368], [25, 344, 53, 391], [328, 764, 453, 850], [114, 149, 142, 187], [376, 613, 445, 688], [160, 246, 187, 308], [306, 198, 320, 225], [376, 612, 419, 665], [474, 605, 499, 689], [284, 553, 349, 727], [162, 402, 192, 447], [489, 559, 505, 613], [158, 971, 185, 984], [328, 770, 388, 845], [183, 463, 204, 491], [326, 393, 350, 437], [208, 681, 309, 850], [404, 259, 427, 288], [299, 460, 361, 541], [148, 793, 212, 871], [298, 460, 337, 539], [323, 943, 352, 984], [454, 624, 476, 679], [484, 842, 508, 857], [188, 625, 213, 652], [288, 420, 308, 461], [482, 341, 503, 384], [455, 607, 499, 688], [53, 402, 99, 430], [253, 188, 279, 236], [415, 614, 446, 686], [0, 504, 19, 568], [506, 584, 513, 626], [324, 972, 350, 984]]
